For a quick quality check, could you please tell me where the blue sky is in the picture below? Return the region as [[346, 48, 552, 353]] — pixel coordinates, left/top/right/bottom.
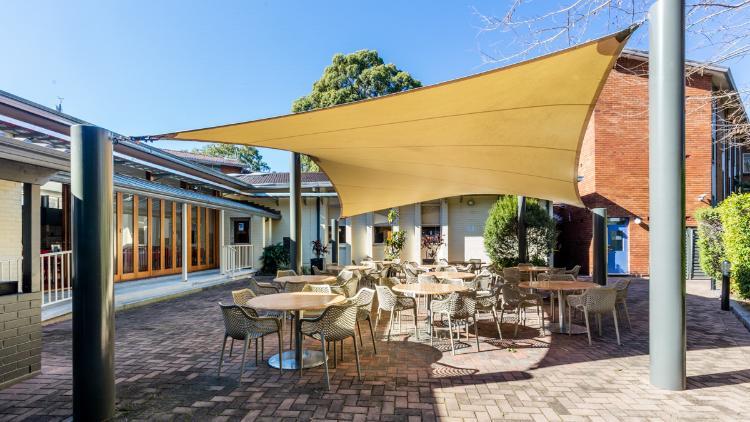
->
[[3, 1, 748, 172]]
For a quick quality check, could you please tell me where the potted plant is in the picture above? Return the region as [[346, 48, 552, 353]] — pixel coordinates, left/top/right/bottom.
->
[[384, 208, 406, 260], [310, 240, 328, 270], [421, 233, 444, 264]]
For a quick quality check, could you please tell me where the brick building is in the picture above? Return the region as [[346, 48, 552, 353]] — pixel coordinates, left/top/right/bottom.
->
[[555, 50, 747, 277]]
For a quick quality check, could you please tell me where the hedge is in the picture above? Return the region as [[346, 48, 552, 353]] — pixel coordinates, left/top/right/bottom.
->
[[718, 194, 750, 298], [694, 206, 724, 281]]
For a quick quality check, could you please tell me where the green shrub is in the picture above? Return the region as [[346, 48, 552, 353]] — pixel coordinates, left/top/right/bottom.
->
[[694, 206, 724, 281], [483, 196, 557, 267], [718, 193, 750, 298], [260, 243, 289, 275]]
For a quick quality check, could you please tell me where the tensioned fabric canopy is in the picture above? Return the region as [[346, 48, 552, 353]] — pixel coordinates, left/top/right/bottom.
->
[[158, 28, 635, 217]]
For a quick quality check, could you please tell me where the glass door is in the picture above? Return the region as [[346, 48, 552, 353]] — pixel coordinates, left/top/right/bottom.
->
[[607, 217, 629, 275]]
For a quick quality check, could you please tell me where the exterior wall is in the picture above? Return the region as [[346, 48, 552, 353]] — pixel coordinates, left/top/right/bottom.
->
[[446, 196, 493, 263], [562, 57, 715, 276], [0, 180, 22, 258], [0, 292, 42, 387]]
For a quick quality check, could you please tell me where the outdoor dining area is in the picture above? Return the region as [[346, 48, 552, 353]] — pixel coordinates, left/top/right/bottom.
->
[[218, 259, 632, 388]]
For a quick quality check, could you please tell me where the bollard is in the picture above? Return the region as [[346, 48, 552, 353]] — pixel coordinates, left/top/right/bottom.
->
[[721, 260, 731, 311]]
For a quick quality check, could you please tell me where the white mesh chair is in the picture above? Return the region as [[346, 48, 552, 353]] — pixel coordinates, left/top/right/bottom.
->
[[429, 290, 479, 355], [218, 303, 283, 379], [277, 269, 297, 278], [567, 287, 621, 345], [565, 265, 581, 278], [607, 279, 632, 329], [503, 267, 521, 284], [374, 285, 418, 341], [300, 303, 361, 389], [247, 277, 281, 295], [500, 283, 542, 337], [475, 285, 503, 342], [331, 271, 359, 298], [350, 288, 377, 354], [302, 284, 332, 294], [312, 266, 325, 275]]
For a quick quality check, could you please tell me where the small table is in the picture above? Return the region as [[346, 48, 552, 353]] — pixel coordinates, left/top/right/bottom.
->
[[417, 264, 438, 272], [519, 280, 598, 334], [246, 292, 345, 370], [325, 264, 345, 273], [345, 265, 372, 271], [274, 275, 336, 287], [430, 271, 476, 280]]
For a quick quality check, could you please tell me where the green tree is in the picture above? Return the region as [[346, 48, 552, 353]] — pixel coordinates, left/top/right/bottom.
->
[[718, 193, 750, 298], [292, 49, 422, 172], [483, 196, 557, 267], [695, 206, 724, 281], [192, 143, 269, 172]]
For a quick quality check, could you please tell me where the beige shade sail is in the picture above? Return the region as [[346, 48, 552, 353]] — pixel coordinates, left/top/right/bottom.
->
[[158, 28, 634, 217]]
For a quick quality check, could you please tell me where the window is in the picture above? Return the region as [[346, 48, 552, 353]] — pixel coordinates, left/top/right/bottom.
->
[[743, 153, 750, 175], [164, 201, 173, 270], [373, 226, 392, 244], [137, 197, 148, 272], [122, 194, 134, 274], [152, 199, 161, 270]]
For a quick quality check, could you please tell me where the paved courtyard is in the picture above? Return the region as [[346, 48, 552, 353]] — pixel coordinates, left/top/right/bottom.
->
[[1, 278, 750, 421]]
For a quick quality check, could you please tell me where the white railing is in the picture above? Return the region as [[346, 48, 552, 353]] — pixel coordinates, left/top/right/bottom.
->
[[0, 256, 23, 293], [40, 251, 72, 307], [222, 244, 254, 275]]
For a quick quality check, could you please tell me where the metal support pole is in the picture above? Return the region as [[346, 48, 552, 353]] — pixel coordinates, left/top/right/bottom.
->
[[649, 0, 687, 391], [182, 203, 189, 282], [592, 208, 608, 286], [21, 183, 41, 293], [71, 125, 115, 420], [289, 153, 302, 273], [332, 218, 339, 264], [517, 196, 527, 263]]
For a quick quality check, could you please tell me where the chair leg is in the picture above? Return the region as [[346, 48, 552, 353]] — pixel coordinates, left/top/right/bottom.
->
[[254, 338, 259, 365], [229, 338, 234, 358], [492, 308, 502, 340], [320, 334, 330, 390], [447, 316, 455, 356], [568, 305, 573, 335], [352, 335, 362, 381], [261, 336, 264, 361], [429, 310, 434, 346], [413, 308, 419, 339], [367, 317, 378, 354], [474, 314, 480, 351], [218, 335, 228, 376], [387, 308, 395, 341], [583, 309, 592, 345], [356, 320, 363, 347], [332, 341, 337, 369], [240, 337, 249, 381], [596, 314, 602, 336], [622, 301, 632, 329], [375, 308, 381, 332], [513, 308, 520, 337], [340, 340, 344, 361], [612, 310, 621, 345]]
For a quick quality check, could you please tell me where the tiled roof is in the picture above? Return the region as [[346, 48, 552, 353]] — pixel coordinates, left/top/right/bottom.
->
[[236, 172, 331, 185], [163, 149, 244, 167]]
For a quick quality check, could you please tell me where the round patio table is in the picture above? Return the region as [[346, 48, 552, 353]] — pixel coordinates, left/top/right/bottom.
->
[[274, 275, 336, 287], [430, 271, 476, 280], [345, 265, 371, 271], [392, 283, 468, 339], [417, 264, 438, 271], [518, 280, 598, 334], [246, 292, 345, 370], [325, 264, 345, 273]]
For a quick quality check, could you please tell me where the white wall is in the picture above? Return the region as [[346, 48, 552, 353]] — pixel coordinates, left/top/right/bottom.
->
[[0, 180, 22, 258], [447, 196, 493, 262]]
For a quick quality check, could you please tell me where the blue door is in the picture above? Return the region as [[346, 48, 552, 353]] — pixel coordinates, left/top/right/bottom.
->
[[607, 218, 629, 274]]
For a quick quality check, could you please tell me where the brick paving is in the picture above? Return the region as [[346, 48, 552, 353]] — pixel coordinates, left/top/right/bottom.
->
[[1, 278, 750, 421]]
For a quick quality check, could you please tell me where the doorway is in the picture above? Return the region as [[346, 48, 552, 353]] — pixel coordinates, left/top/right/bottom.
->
[[233, 219, 250, 244], [607, 217, 629, 275]]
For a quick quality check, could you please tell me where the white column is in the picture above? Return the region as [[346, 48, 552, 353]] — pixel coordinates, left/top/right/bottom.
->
[[261, 217, 267, 248], [414, 203, 422, 263], [365, 212, 374, 259], [219, 209, 226, 275], [440, 199, 449, 261], [181, 203, 188, 282]]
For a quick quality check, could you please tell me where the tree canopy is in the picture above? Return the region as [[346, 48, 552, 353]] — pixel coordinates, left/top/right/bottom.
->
[[292, 49, 422, 172], [192, 143, 269, 172]]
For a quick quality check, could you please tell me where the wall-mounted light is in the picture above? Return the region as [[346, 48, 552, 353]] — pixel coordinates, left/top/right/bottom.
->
[[467, 199, 475, 206], [697, 193, 708, 203], [634, 217, 642, 225]]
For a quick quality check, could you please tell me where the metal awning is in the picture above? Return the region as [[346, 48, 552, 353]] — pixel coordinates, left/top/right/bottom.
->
[[156, 28, 635, 217]]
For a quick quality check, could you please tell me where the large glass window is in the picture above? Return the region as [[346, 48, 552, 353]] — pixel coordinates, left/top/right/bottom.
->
[[200, 208, 207, 265], [122, 194, 134, 274], [164, 201, 173, 270], [152, 199, 161, 271], [191, 205, 198, 266], [208, 209, 216, 265], [137, 197, 148, 272], [176, 204, 183, 267], [113, 193, 118, 275]]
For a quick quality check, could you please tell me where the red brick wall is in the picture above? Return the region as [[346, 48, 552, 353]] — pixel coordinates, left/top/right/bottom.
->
[[558, 57, 714, 276]]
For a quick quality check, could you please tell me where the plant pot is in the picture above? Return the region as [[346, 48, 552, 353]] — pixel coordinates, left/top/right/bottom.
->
[[0, 281, 17, 296], [422, 258, 435, 264], [310, 258, 324, 270]]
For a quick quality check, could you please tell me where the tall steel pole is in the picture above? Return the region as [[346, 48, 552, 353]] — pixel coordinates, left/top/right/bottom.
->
[[71, 125, 115, 419], [649, 0, 687, 391], [289, 152, 303, 273], [592, 208, 608, 285], [517, 196, 527, 263]]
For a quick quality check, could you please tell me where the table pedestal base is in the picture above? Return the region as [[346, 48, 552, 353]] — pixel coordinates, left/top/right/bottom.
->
[[268, 350, 326, 370], [547, 322, 588, 335]]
